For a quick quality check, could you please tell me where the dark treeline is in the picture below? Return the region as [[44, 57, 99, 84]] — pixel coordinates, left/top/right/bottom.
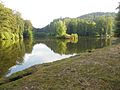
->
[[0, 3, 33, 40], [35, 12, 115, 37], [115, 3, 120, 37]]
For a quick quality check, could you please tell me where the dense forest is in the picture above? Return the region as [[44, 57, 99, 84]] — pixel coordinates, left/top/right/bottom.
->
[[115, 3, 120, 36], [78, 12, 116, 19], [34, 12, 115, 38], [1, 2, 120, 40], [0, 3, 33, 40]]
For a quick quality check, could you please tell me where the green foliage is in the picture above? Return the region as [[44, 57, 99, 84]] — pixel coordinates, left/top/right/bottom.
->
[[66, 19, 78, 34], [76, 19, 96, 36], [34, 32, 48, 38], [95, 16, 113, 36], [23, 20, 33, 38], [70, 34, 78, 41], [38, 16, 114, 37], [55, 20, 67, 37], [115, 3, 120, 37], [49, 19, 67, 37], [0, 3, 33, 40], [78, 12, 116, 20]]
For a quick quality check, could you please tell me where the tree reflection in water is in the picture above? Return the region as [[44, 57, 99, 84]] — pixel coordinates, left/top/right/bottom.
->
[[0, 39, 33, 78], [0, 37, 119, 78]]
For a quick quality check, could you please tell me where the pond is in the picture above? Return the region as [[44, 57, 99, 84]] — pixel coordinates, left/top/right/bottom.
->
[[0, 37, 120, 78]]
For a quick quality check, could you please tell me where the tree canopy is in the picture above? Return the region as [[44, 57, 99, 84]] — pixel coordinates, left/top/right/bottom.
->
[[38, 15, 114, 37], [0, 3, 33, 40], [49, 20, 67, 37], [115, 2, 120, 37]]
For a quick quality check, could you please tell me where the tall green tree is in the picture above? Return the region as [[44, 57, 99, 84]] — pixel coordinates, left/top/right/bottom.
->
[[67, 19, 78, 34], [115, 2, 120, 36], [49, 19, 67, 37], [23, 20, 33, 38], [0, 3, 33, 40], [55, 20, 67, 37]]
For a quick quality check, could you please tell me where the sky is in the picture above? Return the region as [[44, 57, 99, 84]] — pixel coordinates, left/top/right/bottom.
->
[[1, 0, 120, 28]]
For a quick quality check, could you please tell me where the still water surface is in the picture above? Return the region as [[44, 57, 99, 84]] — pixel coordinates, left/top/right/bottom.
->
[[0, 37, 120, 78]]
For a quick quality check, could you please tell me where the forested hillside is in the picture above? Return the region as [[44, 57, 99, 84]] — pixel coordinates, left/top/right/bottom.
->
[[35, 12, 115, 37], [78, 12, 116, 20], [0, 3, 33, 40]]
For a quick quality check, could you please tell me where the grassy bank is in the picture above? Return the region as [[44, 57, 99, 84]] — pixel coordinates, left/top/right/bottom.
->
[[0, 44, 120, 90]]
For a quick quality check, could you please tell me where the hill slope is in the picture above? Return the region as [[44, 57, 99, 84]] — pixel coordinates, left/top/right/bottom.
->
[[78, 12, 116, 19]]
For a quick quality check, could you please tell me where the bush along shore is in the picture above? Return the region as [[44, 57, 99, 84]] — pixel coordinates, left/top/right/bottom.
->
[[0, 43, 120, 90]]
